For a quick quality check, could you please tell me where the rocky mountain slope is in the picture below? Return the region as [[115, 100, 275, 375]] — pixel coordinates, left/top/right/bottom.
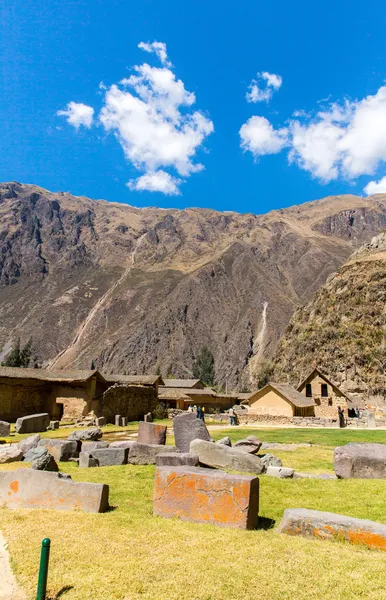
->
[[1, 181, 386, 389], [273, 232, 386, 403]]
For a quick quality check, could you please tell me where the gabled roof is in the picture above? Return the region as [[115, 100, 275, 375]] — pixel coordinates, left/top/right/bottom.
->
[[0, 367, 106, 383], [102, 374, 164, 386], [297, 368, 353, 403], [158, 388, 190, 401], [160, 386, 216, 397], [249, 383, 316, 408], [162, 378, 204, 389]]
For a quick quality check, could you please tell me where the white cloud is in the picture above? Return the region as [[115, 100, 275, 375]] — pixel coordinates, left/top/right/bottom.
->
[[56, 102, 94, 129], [138, 41, 172, 67], [241, 85, 386, 185], [99, 43, 213, 193], [128, 170, 182, 195], [246, 71, 282, 103], [364, 176, 386, 195], [240, 116, 288, 156]]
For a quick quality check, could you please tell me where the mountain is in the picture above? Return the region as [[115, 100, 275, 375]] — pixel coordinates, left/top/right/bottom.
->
[[1, 181, 386, 390], [272, 231, 386, 404]]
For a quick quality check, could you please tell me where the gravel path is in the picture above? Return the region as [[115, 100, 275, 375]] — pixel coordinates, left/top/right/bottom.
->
[[0, 532, 26, 600]]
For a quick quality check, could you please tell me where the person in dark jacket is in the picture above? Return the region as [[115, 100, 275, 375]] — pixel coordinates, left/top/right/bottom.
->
[[338, 406, 345, 428]]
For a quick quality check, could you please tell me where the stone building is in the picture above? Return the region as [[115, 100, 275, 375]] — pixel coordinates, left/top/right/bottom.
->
[[158, 379, 237, 411], [247, 383, 316, 417], [297, 368, 353, 417], [0, 367, 106, 421]]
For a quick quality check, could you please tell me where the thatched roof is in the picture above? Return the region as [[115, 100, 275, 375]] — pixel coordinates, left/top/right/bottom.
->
[[0, 367, 106, 383], [162, 379, 204, 389], [160, 386, 216, 397], [158, 389, 190, 401], [102, 374, 164, 386], [250, 383, 316, 408]]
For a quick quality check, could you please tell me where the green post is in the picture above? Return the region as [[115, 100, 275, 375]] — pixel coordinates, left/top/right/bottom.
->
[[36, 538, 50, 600]]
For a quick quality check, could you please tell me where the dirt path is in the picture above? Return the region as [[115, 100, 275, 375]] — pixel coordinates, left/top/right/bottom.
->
[[0, 532, 26, 600]]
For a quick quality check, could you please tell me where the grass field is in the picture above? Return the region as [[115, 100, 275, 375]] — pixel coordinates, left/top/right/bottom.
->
[[1, 427, 386, 600]]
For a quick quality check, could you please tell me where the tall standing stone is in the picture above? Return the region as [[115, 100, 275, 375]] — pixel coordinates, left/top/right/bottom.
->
[[367, 411, 376, 428], [115, 415, 121, 426], [137, 422, 167, 445], [173, 412, 212, 453]]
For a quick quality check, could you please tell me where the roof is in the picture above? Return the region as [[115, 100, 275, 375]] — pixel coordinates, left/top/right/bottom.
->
[[297, 368, 353, 403], [162, 379, 204, 389], [0, 367, 106, 383], [160, 386, 216, 397], [249, 383, 316, 408], [158, 389, 190, 401], [101, 374, 164, 386]]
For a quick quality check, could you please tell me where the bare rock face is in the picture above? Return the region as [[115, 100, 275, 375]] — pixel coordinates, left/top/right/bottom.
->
[[1, 183, 386, 389], [334, 443, 386, 479]]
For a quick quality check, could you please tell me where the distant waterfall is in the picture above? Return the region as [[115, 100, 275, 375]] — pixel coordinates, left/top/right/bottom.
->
[[254, 301, 268, 359]]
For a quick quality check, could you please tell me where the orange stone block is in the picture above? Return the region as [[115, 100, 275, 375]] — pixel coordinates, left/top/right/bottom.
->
[[154, 466, 259, 529]]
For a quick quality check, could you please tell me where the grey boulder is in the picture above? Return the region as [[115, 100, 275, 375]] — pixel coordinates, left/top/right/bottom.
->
[[155, 452, 199, 467], [0, 421, 10, 437], [81, 441, 110, 452], [30, 447, 59, 472], [128, 443, 178, 465], [79, 453, 99, 468], [68, 428, 103, 442], [173, 412, 212, 453], [18, 434, 41, 457], [38, 439, 79, 462], [266, 466, 294, 478], [334, 443, 386, 479], [0, 444, 24, 464], [216, 436, 232, 447], [234, 436, 262, 454], [259, 454, 283, 470], [109, 441, 136, 449], [15, 413, 50, 434], [89, 448, 129, 466], [190, 439, 264, 474]]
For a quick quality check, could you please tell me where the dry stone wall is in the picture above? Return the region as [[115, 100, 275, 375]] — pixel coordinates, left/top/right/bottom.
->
[[100, 384, 157, 423]]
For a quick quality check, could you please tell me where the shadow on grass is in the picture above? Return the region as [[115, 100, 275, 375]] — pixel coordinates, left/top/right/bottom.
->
[[257, 516, 276, 530], [48, 585, 74, 599]]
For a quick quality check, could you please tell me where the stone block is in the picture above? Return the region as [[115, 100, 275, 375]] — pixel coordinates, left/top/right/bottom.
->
[[96, 417, 106, 427], [144, 412, 153, 422], [31, 448, 59, 472], [121, 417, 128, 427], [81, 441, 110, 453], [15, 413, 50, 434], [259, 454, 283, 470], [0, 444, 23, 464], [39, 439, 79, 462], [137, 421, 167, 445], [90, 447, 129, 466], [278, 508, 386, 551], [190, 439, 264, 474], [115, 415, 121, 426], [18, 434, 40, 457], [49, 421, 60, 430], [109, 441, 136, 449], [68, 428, 103, 442], [0, 421, 10, 437], [367, 412, 376, 428], [173, 412, 212, 453], [154, 466, 259, 529], [128, 443, 178, 465], [79, 452, 99, 468], [216, 436, 232, 447], [234, 436, 262, 454], [155, 452, 199, 467], [334, 443, 386, 479], [0, 468, 109, 513], [266, 466, 294, 478]]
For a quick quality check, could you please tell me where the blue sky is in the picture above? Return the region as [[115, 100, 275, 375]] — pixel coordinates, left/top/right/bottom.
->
[[2, 0, 386, 213]]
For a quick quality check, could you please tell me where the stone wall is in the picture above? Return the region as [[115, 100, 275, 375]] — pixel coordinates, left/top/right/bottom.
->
[[0, 380, 49, 421], [100, 384, 157, 423]]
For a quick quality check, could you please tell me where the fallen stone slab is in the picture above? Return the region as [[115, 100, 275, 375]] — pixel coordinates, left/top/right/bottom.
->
[[190, 439, 264, 474], [259, 454, 283, 470], [0, 468, 109, 513], [128, 443, 178, 465], [39, 439, 79, 462], [109, 441, 136, 449], [96, 417, 106, 427], [89, 447, 129, 466], [81, 441, 110, 452], [31, 448, 59, 472], [0, 421, 10, 437], [137, 421, 167, 445], [155, 452, 199, 467], [173, 412, 212, 453], [334, 443, 386, 479], [278, 508, 386, 551], [154, 466, 259, 529], [261, 442, 312, 450], [293, 472, 337, 480], [68, 428, 103, 442], [0, 445, 23, 464], [234, 436, 262, 454], [266, 466, 294, 478], [216, 436, 232, 447], [79, 452, 99, 468], [15, 413, 50, 434], [18, 434, 40, 457]]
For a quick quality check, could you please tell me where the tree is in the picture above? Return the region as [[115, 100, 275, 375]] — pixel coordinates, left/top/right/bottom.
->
[[155, 364, 161, 376], [253, 359, 274, 389], [2, 337, 35, 368], [90, 360, 96, 370], [193, 346, 215, 386]]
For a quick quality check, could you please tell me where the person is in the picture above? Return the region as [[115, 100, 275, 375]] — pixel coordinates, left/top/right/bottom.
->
[[196, 405, 201, 419], [229, 406, 235, 426], [338, 405, 345, 428], [201, 406, 205, 422], [187, 404, 193, 413]]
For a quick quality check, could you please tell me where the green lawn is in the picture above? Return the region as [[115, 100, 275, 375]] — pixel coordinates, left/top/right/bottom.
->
[[1, 427, 386, 600]]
